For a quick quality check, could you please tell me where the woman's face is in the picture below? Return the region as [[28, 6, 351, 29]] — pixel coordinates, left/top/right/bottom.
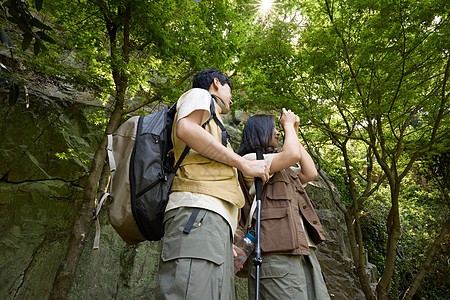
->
[[270, 125, 280, 149]]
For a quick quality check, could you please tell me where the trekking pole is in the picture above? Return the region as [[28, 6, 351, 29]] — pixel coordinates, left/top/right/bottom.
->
[[253, 147, 264, 300]]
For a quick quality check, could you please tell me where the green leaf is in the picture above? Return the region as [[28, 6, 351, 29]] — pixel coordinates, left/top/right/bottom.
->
[[0, 65, 8, 86], [9, 83, 19, 106], [36, 31, 56, 44], [39, 42, 48, 53], [22, 33, 33, 51], [29, 18, 53, 31], [0, 64, 12, 74], [33, 39, 41, 56], [35, 0, 43, 11], [0, 25, 14, 48], [17, 21, 32, 34]]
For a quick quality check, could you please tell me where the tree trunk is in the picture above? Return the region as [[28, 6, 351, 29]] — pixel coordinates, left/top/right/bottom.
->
[[402, 218, 450, 300], [341, 144, 377, 300], [376, 184, 401, 300], [49, 105, 125, 299], [344, 210, 377, 300]]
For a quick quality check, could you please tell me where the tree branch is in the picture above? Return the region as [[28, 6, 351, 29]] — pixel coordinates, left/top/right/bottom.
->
[[401, 217, 450, 300], [122, 69, 195, 114]]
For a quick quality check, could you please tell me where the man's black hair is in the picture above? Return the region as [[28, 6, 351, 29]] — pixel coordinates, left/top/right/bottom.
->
[[238, 115, 276, 156], [193, 68, 233, 91]]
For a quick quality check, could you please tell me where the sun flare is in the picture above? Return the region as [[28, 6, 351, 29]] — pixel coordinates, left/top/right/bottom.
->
[[258, 0, 274, 16]]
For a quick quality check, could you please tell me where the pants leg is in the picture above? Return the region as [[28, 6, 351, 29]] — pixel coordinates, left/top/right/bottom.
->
[[305, 249, 330, 300], [248, 252, 330, 300], [158, 207, 235, 300]]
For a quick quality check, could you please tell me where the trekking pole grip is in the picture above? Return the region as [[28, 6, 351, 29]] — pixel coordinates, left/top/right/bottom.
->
[[255, 147, 263, 200]]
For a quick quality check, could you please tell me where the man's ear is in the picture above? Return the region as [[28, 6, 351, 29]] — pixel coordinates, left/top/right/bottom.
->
[[209, 77, 220, 94], [213, 77, 221, 89]]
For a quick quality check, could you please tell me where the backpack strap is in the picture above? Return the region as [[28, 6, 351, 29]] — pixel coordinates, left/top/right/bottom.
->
[[106, 134, 116, 178], [183, 208, 201, 234], [92, 192, 110, 250], [238, 171, 257, 231], [172, 146, 189, 174], [202, 96, 229, 147], [172, 95, 229, 173], [93, 134, 116, 250]]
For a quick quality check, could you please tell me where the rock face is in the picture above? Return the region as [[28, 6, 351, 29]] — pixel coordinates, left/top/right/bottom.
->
[[307, 175, 369, 300], [0, 80, 375, 299], [0, 79, 102, 299]]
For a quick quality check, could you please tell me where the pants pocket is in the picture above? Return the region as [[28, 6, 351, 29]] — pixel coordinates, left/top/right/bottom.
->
[[161, 208, 226, 265]]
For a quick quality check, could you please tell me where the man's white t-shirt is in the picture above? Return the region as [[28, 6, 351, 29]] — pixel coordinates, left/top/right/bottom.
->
[[165, 88, 239, 234]]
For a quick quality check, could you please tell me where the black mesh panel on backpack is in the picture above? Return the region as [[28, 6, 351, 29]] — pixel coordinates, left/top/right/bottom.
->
[[129, 106, 175, 241]]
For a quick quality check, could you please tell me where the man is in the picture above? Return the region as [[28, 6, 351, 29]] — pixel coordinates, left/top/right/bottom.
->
[[158, 68, 269, 300]]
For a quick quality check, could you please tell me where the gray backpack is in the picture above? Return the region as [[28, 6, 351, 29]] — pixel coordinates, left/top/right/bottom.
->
[[93, 97, 227, 248]]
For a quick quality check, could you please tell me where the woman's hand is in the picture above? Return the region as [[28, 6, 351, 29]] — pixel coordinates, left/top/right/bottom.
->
[[279, 108, 299, 130], [270, 108, 302, 174], [233, 244, 244, 273], [294, 114, 300, 133]]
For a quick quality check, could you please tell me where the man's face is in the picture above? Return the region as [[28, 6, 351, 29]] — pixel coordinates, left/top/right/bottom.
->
[[216, 82, 232, 114]]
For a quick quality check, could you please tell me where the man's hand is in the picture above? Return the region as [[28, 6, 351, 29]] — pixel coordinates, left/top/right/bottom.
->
[[233, 244, 239, 258], [240, 159, 269, 183]]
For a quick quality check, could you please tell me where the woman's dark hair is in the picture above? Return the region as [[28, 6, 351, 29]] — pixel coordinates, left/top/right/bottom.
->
[[193, 68, 233, 91], [238, 115, 276, 156]]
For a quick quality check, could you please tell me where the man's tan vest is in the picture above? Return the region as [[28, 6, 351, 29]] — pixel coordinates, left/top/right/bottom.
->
[[170, 105, 245, 208]]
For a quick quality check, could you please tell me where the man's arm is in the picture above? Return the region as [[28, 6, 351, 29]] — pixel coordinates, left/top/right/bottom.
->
[[177, 109, 269, 182]]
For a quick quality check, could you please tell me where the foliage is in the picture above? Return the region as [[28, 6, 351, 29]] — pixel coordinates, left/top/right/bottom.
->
[[0, 0, 56, 105], [233, 0, 449, 299], [1, 0, 55, 55], [360, 192, 389, 271], [30, 0, 259, 107], [361, 168, 449, 299], [395, 182, 449, 299], [395, 144, 450, 299]]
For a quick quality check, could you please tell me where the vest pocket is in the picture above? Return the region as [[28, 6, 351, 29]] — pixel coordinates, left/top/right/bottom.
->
[[182, 161, 235, 181], [265, 179, 295, 200], [259, 206, 298, 252]]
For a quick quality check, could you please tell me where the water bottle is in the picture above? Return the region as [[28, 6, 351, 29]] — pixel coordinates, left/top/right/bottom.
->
[[233, 229, 256, 274]]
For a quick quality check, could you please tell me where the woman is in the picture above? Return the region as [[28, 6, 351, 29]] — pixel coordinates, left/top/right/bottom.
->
[[237, 108, 330, 300]]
